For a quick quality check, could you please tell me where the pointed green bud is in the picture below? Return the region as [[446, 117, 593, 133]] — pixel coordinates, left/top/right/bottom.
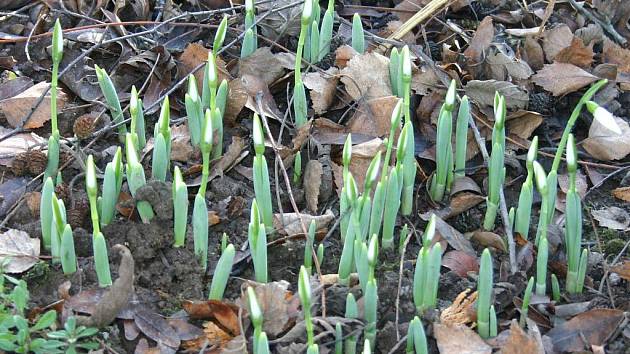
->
[[52, 19, 64, 64], [343, 134, 352, 167], [302, 0, 313, 27], [253, 113, 265, 155], [401, 46, 412, 83], [533, 161, 548, 195], [587, 101, 622, 135], [247, 287, 263, 328], [85, 155, 97, 199], [444, 79, 457, 112], [364, 151, 382, 191], [207, 51, 218, 90], [526, 136, 538, 172], [298, 265, 312, 308]]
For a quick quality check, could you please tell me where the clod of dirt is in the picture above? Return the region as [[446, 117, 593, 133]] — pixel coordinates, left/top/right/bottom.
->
[[78, 244, 134, 328], [135, 181, 173, 220]]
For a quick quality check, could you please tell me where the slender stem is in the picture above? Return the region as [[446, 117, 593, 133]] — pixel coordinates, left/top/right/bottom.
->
[[51, 62, 59, 135]]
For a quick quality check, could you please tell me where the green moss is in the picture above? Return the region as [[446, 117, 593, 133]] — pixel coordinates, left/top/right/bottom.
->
[[23, 262, 51, 283], [603, 239, 627, 256]]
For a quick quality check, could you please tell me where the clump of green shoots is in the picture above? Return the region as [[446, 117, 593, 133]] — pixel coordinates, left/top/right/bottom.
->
[[152, 97, 171, 182], [99, 147, 122, 226], [241, 0, 258, 58], [125, 133, 155, 223], [413, 215, 442, 313], [292, 0, 312, 127], [364, 277, 378, 349], [249, 200, 268, 283], [94, 65, 127, 142], [389, 48, 401, 97], [252, 113, 273, 229], [192, 110, 214, 270], [50, 194, 66, 264], [477, 248, 495, 339], [565, 134, 588, 294], [129, 86, 146, 150], [406, 316, 428, 354], [185, 74, 203, 146], [44, 20, 63, 181], [429, 80, 456, 202], [303, 0, 320, 63], [483, 94, 506, 230], [351, 13, 365, 54], [513, 137, 538, 240], [208, 243, 235, 300], [86, 155, 112, 287], [172, 166, 188, 248]]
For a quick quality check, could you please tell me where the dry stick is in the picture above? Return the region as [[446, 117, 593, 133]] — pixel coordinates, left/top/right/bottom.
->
[[536, 0, 556, 36], [255, 96, 327, 317], [379, 0, 450, 51], [567, 0, 627, 46], [408, 45, 518, 272]]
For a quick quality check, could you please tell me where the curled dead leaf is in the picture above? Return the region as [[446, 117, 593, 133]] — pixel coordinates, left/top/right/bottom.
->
[[303, 160, 323, 212], [303, 68, 339, 114]]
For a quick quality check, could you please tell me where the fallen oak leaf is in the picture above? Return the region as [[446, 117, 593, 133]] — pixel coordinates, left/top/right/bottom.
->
[[502, 319, 545, 354], [340, 51, 392, 100], [442, 251, 479, 277], [76, 244, 134, 328], [273, 210, 335, 237], [464, 16, 494, 64], [545, 308, 625, 352], [0, 82, 68, 129], [303, 159, 323, 212], [532, 63, 598, 96], [542, 24, 573, 62], [464, 80, 528, 110]]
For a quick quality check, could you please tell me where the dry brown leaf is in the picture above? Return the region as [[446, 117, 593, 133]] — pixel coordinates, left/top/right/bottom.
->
[[303, 160, 323, 212], [238, 47, 286, 86], [532, 63, 598, 96], [611, 261, 630, 280], [542, 24, 573, 62], [0, 82, 68, 129], [303, 67, 339, 114], [273, 210, 334, 237], [464, 16, 494, 63], [170, 124, 193, 162], [237, 281, 300, 337], [179, 43, 230, 91], [434, 322, 492, 354], [582, 115, 630, 160], [469, 230, 507, 252], [182, 300, 240, 335], [334, 45, 358, 69], [557, 171, 587, 197], [347, 96, 400, 137], [465, 80, 528, 110], [0, 229, 40, 273], [241, 74, 283, 120], [421, 192, 484, 220], [340, 52, 392, 100], [411, 63, 441, 96], [203, 321, 233, 348], [133, 308, 181, 349], [545, 309, 625, 352], [440, 289, 478, 326], [591, 207, 630, 230], [485, 49, 534, 81], [394, 0, 431, 22], [0, 130, 45, 167], [554, 37, 595, 68], [523, 36, 544, 71], [442, 251, 479, 277], [575, 23, 604, 46], [506, 111, 543, 140], [602, 39, 630, 74], [433, 215, 476, 255], [380, 20, 415, 44], [502, 320, 545, 354], [224, 79, 248, 125], [612, 186, 630, 201]]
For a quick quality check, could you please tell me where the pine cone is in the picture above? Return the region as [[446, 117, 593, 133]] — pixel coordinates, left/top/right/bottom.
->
[[55, 183, 71, 205], [11, 153, 28, 176], [68, 198, 89, 229], [27, 150, 48, 176], [73, 113, 97, 139]]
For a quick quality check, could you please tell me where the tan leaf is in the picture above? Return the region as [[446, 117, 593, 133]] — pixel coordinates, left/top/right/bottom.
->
[[554, 37, 595, 68], [464, 16, 494, 63], [238, 47, 286, 86], [545, 309, 624, 352], [582, 115, 630, 160], [203, 321, 233, 348], [224, 79, 248, 125], [602, 38, 630, 74], [465, 80, 528, 110], [179, 43, 230, 91], [0, 229, 40, 273], [611, 261, 630, 281], [434, 322, 492, 354], [303, 67, 339, 114], [394, 0, 431, 22], [0, 82, 68, 129], [340, 52, 392, 100], [442, 251, 479, 277], [469, 230, 507, 252], [485, 50, 533, 81], [523, 36, 544, 70], [236, 281, 300, 337], [542, 24, 573, 62], [170, 124, 193, 162], [503, 320, 545, 354], [440, 289, 478, 326], [347, 96, 400, 137], [612, 186, 630, 201], [303, 160, 323, 212], [506, 110, 543, 140], [532, 63, 598, 96], [0, 129, 45, 167], [334, 45, 358, 69], [591, 207, 630, 231], [273, 210, 335, 237]]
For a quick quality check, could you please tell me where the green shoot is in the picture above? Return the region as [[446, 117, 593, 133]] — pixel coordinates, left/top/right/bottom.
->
[[151, 97, 171, 182], [40, 177, 54, 250], [565, 134, 587, 294], [477, 248, 493, 339], [536, 235, 548, 296], [249, 200, 268, 283], [185, 74, 203, 146], [454, 95, 470, 179], [345, 293, 358, 353], [351, 14, 365, 53], [514, 137, 538, 240], [93, 231, 111, 287], [413, 217, 442, 313], [406, 316, 428, 354], [389, 48, 400, 97], [299, 266, 314, 346], [125, 134, 155, 223], [483, 94, 506, 230], [318, 0, 335, 61], [520, 276, 534, 327], [129, 86, 146, 149], [100, 147, 122, 226], [208, 244, 235, 300], [364, 278, 378, 349], [293, 151, 302, 184], [60, 224, 76, 275], [247, 287, 263, 352], [293, 0, 312, 127], [252, 114, 273, 228], [192, 194, 208, 270], [551, 273, 561, 302], [173, 166, 188, 248], [304, 220, 316, 274], [94, 65, 127, 141], [400, 46, 416, 215], [44, 19, 63, 181]]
